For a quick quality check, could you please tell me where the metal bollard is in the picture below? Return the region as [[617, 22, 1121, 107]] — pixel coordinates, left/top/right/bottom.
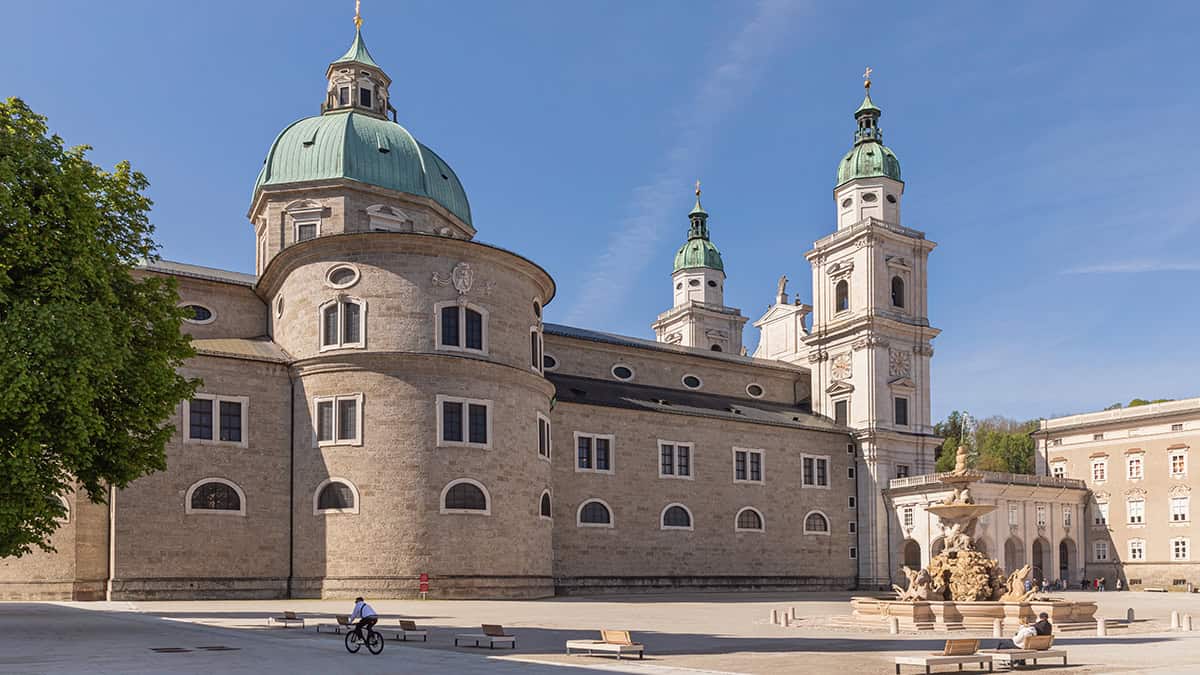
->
[[1096, 618, 1107, 636], [781, 614, 791, 627], [791, 606, 799, 620], [1185, 615, 1194, 632], [770, 609, 779, 625], [992, 618, 1003, 637], [1127, 608, 1135, 623], [889, 617, 900, 635], [1171, 611, 1180, 629]]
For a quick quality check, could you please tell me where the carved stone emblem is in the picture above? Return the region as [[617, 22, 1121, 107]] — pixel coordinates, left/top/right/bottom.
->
[[432, 262, 491, 303], [831, 352, 852, 380], [889, 348, 912, 378]]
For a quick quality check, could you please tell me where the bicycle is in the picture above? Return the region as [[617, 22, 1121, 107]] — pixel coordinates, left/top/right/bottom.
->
[[345, 621, 385, 655]]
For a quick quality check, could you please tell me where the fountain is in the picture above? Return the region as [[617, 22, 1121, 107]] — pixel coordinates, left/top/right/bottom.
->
[[850, 447, 1097, 630]]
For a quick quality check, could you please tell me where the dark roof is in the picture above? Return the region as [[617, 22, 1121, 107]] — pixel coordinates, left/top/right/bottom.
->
[[192, 337, 290, 363], [138, 259, 257, 287], [544, 323, 802, 373], [548, 373, 847, 434]]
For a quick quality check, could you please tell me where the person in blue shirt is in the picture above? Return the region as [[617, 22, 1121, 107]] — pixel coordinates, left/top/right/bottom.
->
[[349, 596, 378, 639]]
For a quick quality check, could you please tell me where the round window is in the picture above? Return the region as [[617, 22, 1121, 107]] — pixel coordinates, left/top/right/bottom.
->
[[543, 354, 558, 370], [182, 304, 214, 324], [611, 365, 634, 381], [840, 197, 852, 208], [682, 374, 702, 389], [862, 193, 878, 203], [886, 194, 897, 204], [688, 279, 700, 287], [746, 383, 765, 398], [325, 265, 360, 289], [707, 280, 717, 288]]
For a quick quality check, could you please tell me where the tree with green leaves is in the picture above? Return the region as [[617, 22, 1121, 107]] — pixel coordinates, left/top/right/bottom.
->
[[0, 97, 197, 558], [933, 412, 1037, 475]]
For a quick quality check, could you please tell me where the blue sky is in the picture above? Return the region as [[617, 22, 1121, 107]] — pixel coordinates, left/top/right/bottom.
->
[[6, 1, 1199, 422]]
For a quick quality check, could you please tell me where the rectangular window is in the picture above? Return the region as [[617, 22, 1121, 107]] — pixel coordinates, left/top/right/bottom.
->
[[801, 454, 829, 487], [896, 464, 910, 479], [1173, 538, 1190, 561], [678, 445, 690, 477], [320, 299, 365, 349], [437, 303, 486, 353], [440, 306, 460, 347], [537, 414, 551, 460], [1093, 433, 1104, 441], [1063, 506, 1073, 528], [1127, 499, 1144, 524], [1094, 541, 1108, 561], [342, 302, 361, 344], [338, 86, 349, 105], [1129, 539, 1145, 561], [902, 507, 914, 528], [296, 221, 318, 241], [894, 397, 909, 426], [219, 401, 242, 442], [188, 398, 213, 440], [1009, 503, 1019, 526], [1171, 450, 1187, 477], [1052, 438, 1062, 446], [185, 395, 248, 446], [848, 466, 856, 479], [659, 441, 693, 478], [437, 396, 490, 448], [848, 496, 857, 509], [1172, 423, 1184, 432], [465, 309, 484, 350], [733, 448, 764, 483], [313, 394, 362, 446], [849, 522, 857, 534], [1172, 496, 1189, 522], [1036, 504, 1047, 527], [662, 444, 674, 476], [1051, 462, 1066, 478], [575, 433, 614, 473], [1128, 455, 1143, 480], [529, 329, 543, 372], [1092, 459, 1107, 482], [359, 87, 372, 107], [834, 399, 849, 426], [849, 546, 858, 559], [1095, 502, 1109, 526]]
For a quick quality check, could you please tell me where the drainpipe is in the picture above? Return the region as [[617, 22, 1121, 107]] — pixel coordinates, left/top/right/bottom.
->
[[853, 442, 863, 589], [106, 484, 116, 602], [287, 368, 296, 599]]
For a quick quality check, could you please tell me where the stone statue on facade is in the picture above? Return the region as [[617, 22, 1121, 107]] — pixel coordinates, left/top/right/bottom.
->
[[776, 274, 789, 304]]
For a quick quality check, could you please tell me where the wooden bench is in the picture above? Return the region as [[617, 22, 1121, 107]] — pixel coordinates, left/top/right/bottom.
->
[[566, 629, 645, 660], [895, 639, 993, 674], [455, 624, 516, 649], [267, 611, 305, 629], [378, 619, 429, 642], [315, 614, 354, 634], [982, 635, 1067, 669]]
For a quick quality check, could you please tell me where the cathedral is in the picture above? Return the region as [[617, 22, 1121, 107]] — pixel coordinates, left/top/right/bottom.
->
[[3, 19, 952, 600]]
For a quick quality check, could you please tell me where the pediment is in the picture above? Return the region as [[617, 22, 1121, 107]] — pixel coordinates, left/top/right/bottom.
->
[[826, 380, 855, 396], [889, 376, 915, 390], [885, 255, 912, 270], [754, 303, 806, 324]]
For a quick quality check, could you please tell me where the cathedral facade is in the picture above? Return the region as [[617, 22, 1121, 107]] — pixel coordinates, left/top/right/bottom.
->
[[2, 24, 939, 600]]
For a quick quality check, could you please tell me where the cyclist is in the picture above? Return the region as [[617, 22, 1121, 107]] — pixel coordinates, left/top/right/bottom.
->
[[349, 596, 378, 640]]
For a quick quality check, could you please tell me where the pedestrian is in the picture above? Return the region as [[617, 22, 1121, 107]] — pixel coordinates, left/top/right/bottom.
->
[[1116, 578, 1123, 591], [1093, 578, 1098, 591], [1099, 576, 1106, 592], [1081, 578, 1088, 591]]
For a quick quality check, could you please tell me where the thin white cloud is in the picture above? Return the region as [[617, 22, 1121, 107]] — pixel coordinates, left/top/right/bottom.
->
[[564, 0, 808, 327], [1062, 260, 1200, 274]]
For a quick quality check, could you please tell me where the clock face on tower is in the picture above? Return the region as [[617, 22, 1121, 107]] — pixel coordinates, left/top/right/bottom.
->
[[832, 353, 852, 380]]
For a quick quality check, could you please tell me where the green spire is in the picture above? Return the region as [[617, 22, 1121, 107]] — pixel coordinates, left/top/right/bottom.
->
[[334, 27, 380, 68], [855, 91, 881, 116], [673, 182, 724, 273], [688, 181, 708, 238], [836, 70, 902, 187]]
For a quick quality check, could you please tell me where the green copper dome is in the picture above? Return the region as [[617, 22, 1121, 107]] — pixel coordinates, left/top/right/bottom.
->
[[672, 192, 724, 272], [836, 90, 902, 187], [253, 111, 472, 227]]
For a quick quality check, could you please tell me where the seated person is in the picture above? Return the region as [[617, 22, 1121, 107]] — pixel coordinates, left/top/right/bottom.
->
[[994, 621, 1039, 663], [1033, 612, 1052, 636]]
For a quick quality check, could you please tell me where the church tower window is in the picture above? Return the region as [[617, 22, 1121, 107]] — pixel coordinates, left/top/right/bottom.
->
[[836, 280, 849, 312], [891, 276, 905, 308]]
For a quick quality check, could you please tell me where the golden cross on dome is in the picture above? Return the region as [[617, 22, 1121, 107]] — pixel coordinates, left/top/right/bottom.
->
[[863, 66, 873, 89], [695, 179, 702, 197], [354, 0, 363, 29]]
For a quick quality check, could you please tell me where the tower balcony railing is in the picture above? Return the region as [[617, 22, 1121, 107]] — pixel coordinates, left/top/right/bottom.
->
[[888, 471, 1087, 491], [814, 217, 926, 248]]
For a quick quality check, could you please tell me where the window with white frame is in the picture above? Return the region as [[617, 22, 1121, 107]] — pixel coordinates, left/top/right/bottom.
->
[[1127, 498, 1144, 525], [894, 396, 909, 426], [319, 297, 365, 350], [735, 507, 764, 532], [803, 510, 830, 535], [802, 454, 830, 487], [295, 218, 320, 242], [849, 521, 857, 534], [849, 546, 858, 559], [537, 413, 552, 460], [1009, 503, 1019, 526], [440, 479, 490, 515], [834, 399, 849, 426], [1128, 539, 1145, 561], [847, 466, 856, 479], [313, 478, 359, 515], [575, 433, 614, 473], [659, 441, 693, 479], [1094, 540, 1108, 561], [1170, 449, 1187, 477], [256, 230, 267, 274], [529, 326, 543, 373], [1172, 423, 1185, 432], [185, 478, 245, 516], [314, 394, 362, 446], [1036, 504, 1047, 527], [661, 504, 693, 530], [902, 506, 914, 528], [184, 395, 248, 446], [1092, 458, 1107, 482], [1051, 461, 1066, 478], [896, 464, 910, 479], [848, 495, 857, 509], [1172, 496, 1190, 522], [1094, 502, 1109, 526], [1172, 537, 1190, 561], [1063, 505, 1073, 528], [436, 302, 486, 353], [437, 395, 491, 448], [1127, 454, 1144, 480], [577, 499, 613, 527], [733, 448, 764, 483]]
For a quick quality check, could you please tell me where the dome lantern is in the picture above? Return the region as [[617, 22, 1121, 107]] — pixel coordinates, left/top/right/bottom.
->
[[836, 68, 902, 188], [673, 182, 724, 273], [321, 6, 394, 121]]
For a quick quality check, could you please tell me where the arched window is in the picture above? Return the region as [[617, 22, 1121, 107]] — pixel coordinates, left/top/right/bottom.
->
[[803, 510, 830, 535], [891, 276, 905, 308], [661, 504, 693, 530], [441, 479, 490, 514], [436, 302, 487, 353], [578, 499, 613, 527], [835, 280, 849, 313], [314, 478, 359, 515], [735, 507, 764, 532], [710, 344, 722, 352], [539, 490, 552, 519], [186, 478, 245, 516], [320, 297, 365, 349]]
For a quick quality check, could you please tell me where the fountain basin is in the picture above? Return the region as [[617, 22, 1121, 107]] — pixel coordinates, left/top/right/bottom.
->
[[850, 596, 1098, 631]]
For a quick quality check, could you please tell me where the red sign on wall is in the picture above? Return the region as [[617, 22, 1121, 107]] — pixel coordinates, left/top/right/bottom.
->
[[419, 573, 429, 593]]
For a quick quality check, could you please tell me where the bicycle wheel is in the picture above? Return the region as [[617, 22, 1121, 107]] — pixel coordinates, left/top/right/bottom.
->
[[345, 630, 362, 653], [366, 629, 385, 655]]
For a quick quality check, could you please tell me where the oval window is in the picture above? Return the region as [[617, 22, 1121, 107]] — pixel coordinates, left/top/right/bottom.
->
[[688, 279, 700, 287], [182, 304, 214, 324], [840, 197, 852, 208], [533, 300, 542, 319], [682, 374, 702, 389], [611, 365, 634, 381], [274, 295, 284, 318], [886, 194, 897, 204], [543, 353, 558, 370], [675, 282, 683, 290], [746, 384, 764, 398], [326, 265, 359, 289], [707, 280, 717, 287], [862, 193, 878, 203]]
